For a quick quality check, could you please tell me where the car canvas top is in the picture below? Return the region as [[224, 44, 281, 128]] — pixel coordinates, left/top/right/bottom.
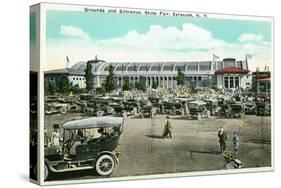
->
[[189, 101, 206, 105], [63, 116, 124, 130]]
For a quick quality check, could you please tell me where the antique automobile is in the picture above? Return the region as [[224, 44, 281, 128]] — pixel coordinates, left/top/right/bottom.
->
[[40, 116, 125, 180], [44, 96, 70, 115], [218, 97, 226, 107], [81, 97, 114, 117], [141, 105, 153, 118], [219, 103, 232, 118], [160, 101, 184, 115], [111, 100, 139, 116], [229, 102, 245, 118], [244, 102, 257, 115], [188, 101, 209, 120], [148, 96, 160, 104], [205, 99, 220, 116], [123, 100, 141, 115], [256, 102, 271, 116], [174, 97, 194, 106]]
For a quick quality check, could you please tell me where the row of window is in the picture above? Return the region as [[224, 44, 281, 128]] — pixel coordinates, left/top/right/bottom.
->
[[49, 77, 85, 81], [224, 76, 240, 88], [72, 77, 85, 81], [117, 76, 207, 81]]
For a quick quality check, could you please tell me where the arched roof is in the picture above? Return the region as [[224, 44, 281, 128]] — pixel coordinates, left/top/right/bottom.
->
[[70, 58, 247, 75]]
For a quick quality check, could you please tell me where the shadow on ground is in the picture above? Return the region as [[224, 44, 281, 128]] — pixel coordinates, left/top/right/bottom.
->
[[145, 134, 165, 139]]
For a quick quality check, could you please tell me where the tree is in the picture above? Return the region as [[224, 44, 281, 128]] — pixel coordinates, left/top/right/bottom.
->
[[69, 84, 81, 94], [211, 85, 219, 92], [176, 68, 185, 86], [135, 82, 146, 91], [123, 77, 132, 91], [96, 85, 106, 94], [45, 82, 56, 95], [190, 86, 200, 94], [152, 81, 158, 89], [44, 75, 85, 95], [104, 65, 115, 92], [135, 77, 146, 92], [56, 75, 72, 94], [85, 61, 94, 92]]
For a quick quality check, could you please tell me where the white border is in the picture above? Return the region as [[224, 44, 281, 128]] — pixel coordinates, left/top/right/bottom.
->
[[35, 2, 274, 186]]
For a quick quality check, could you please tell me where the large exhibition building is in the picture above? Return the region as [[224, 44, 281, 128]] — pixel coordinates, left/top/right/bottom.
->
[[68, 57, 252, 89]]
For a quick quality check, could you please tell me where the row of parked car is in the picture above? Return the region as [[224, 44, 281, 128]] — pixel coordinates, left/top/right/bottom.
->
[[43, 93, 271, 119], [44, 94, 148, 117]]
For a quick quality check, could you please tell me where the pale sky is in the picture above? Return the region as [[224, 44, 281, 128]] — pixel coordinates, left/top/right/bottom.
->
[[43, 10, 272, 71]]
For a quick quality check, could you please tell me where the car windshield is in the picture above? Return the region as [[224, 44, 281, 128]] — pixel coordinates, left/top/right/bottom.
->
[[189, 103, 199, 109], [231, 105, 242, 111]]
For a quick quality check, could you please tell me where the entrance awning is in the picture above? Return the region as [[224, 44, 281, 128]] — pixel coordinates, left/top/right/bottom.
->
[[257, 77, 270, 82], [215, 67, 249, 74]]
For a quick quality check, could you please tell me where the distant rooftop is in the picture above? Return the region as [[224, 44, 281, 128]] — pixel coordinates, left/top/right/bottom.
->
[[45, 68, 85, 76]]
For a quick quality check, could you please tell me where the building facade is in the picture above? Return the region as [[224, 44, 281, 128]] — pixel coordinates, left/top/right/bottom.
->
[[252, 71, 271, 95], [70, 57, 251, 89], [44, 68, 86, 89]]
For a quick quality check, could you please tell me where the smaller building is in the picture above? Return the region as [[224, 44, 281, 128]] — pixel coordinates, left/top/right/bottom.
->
[[252, 71, 271, 95], [45, 67, 86, 89], [215, 67, 251, 89]]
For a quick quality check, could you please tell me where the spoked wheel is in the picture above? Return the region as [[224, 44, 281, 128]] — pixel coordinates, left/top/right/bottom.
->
[[96, 111, 104, 117], [34, 164, 49, 181], [60, 107, 67, 114], [95, 154, 116, 176]]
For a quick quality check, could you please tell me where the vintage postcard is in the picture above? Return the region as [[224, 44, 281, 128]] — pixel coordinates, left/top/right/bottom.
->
[[30, 3, 273, 185]]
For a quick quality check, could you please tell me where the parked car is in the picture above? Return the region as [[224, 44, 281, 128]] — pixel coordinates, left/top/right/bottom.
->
[[256, 102, 271, 116], [44, 96, 70, 115], [218, 97, 226, 107], [205, 99, 220, 116], [219, 103, 232, 118], [188, 101, 209, 120], [81, 97, 114, 117], [110, 100, 139, 116], [38, 116, 125, 180], [245, 102, 257, 115], [229, 103, 245, 118], [141, 105, 153, 118]]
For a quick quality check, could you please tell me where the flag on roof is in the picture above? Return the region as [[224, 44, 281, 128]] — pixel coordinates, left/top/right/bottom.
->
[[213, 54, 219, 61]]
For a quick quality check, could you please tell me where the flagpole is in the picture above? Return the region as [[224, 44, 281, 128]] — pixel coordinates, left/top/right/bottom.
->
[[245, 54, 248, 69], [66, 55, 70, 69]]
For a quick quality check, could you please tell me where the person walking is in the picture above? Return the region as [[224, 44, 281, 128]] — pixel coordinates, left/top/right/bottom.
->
[[233, 131, 240, 156], [51, 124, 61, 147], [218, 127, 227, 153], [163, 116, 172, 138]]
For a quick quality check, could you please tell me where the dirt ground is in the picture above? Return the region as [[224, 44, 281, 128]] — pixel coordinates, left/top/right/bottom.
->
[[44, 113, 271, 181]]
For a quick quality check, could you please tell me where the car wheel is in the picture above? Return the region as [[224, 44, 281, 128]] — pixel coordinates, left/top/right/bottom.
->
[[95, 154, 115, 176], [60, 107, 67, 114], [34, 163, 49, 181], [96, 111, 104, 117]]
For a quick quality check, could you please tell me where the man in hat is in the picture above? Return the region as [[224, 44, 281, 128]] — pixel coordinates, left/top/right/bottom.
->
[[162, 116, 172, 138], [218, 127, 227, 153]]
